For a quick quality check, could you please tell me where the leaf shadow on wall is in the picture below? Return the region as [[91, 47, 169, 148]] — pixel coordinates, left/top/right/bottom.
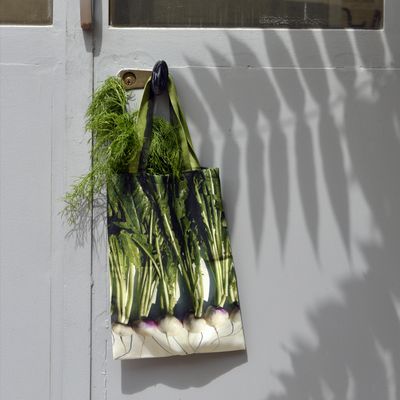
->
[[179, 62, 240, 236], [184, 46, 285, 260], [266, 28, 400, 400], [162, 28, 400, 400], [263, 31, 322, 260], [120, 24, 400, 397]]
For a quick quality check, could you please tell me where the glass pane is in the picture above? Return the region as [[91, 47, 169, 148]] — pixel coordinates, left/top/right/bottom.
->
[[110, 0, 383, 28], [0, 0, 52, 25]]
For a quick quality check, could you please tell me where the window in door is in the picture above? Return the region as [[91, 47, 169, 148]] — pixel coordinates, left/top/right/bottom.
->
[[0, 0, 52, 24], [110, 0, 383, 29]]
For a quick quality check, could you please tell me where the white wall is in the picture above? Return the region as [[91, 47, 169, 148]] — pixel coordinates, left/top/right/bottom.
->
[[1, 1, 400, 399]]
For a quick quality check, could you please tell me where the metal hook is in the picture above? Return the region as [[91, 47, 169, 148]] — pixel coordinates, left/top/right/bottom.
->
[[151, 60, 169, 96]]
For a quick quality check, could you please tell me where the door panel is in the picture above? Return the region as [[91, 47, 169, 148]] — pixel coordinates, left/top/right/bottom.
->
[[92, 0, 400, 399], [0, 62, 53, 400], [0, 3, 93, 399]]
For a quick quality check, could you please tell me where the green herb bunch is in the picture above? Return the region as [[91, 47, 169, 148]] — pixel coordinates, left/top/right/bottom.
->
[[63, 76, 182, 226]]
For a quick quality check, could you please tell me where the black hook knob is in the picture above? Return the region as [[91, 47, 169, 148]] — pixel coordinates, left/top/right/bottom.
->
[[151, 60, 169, 96]]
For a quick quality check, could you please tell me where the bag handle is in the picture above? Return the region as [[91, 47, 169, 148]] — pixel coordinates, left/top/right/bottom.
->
[[130, 61, 200, 173]]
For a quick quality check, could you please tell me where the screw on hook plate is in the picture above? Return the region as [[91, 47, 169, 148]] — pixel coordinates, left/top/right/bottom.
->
[[122, 72, 137, 89]]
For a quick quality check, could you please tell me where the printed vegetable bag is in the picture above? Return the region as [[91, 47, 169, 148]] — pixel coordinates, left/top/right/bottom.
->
[[108, 65, 245, 359]]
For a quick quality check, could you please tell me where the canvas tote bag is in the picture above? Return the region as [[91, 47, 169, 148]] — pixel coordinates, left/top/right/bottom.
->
[[107, 63, 245, 359]]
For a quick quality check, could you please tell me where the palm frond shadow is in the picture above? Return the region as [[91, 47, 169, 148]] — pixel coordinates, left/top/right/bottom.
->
[[267, 29, 400, 400], [184, 47, 273, 260], [155, 29, 400, 400]]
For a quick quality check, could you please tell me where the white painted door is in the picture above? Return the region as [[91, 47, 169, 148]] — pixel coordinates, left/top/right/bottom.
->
[[91, 1, 400, 399], [0, 2, 93, 399]]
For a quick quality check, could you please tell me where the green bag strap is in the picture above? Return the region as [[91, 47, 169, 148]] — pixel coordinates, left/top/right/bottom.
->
[[130, 75, 200, 173], [167, 76, 200, 170]]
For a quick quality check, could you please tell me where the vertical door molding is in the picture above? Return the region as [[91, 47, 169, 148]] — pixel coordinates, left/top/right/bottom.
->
[[60, 1, 94, 399]]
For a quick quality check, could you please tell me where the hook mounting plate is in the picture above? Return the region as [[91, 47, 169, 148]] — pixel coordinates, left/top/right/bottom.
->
[[117, 69, 152, 90]]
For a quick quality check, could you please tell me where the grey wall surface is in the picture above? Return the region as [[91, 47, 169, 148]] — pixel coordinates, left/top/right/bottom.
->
[[1, 1, 400, 400]]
